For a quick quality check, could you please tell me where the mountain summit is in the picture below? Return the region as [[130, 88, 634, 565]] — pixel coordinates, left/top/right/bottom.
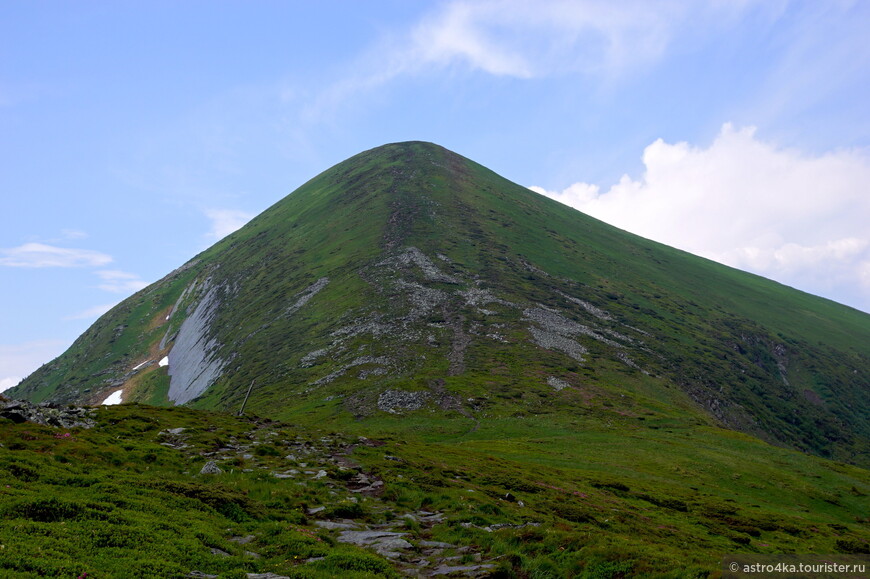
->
[[12, 141, 870, 464]]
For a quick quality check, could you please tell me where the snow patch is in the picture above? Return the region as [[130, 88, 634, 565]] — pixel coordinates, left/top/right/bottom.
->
[[132, 360, 152, 372], [102, 390, 123, 405]]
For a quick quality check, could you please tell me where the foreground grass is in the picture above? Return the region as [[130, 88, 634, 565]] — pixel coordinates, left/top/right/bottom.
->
[[0, 405, 397, 578], [1, 403, 868, 578]]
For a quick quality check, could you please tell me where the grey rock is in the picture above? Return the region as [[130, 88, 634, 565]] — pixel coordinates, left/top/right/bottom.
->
[[547, 376, 570, 391], [378, 389, 429, 413], [529, 326, 587, 362], [229, 535, 256, 545], [0, 398, 95, 429], [419, 540, 455, 549], [524, 305, 623, 363], [286, 277, 329, 315], [385, 246, 460, 284], [200, 461, 223, 475], [374, 537, 414, 556], [167, 282, 228, 404], [314, 520, 359, 530], [314, 356, 391, 386], [430, 563, 496, 576], [557, 291, 612, 321], [300, 348, 328, 367], [337, 530, 406, 547]]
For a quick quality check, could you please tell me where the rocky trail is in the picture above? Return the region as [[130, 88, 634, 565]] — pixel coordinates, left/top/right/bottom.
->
[[155, 422, 502, 578]]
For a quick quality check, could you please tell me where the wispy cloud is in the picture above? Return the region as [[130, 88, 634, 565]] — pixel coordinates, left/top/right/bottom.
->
[[407, 0, 689, 78], [0, 243, 113, 268], [204, 208, 255, 240], [94, 270, 149, 294], [60, 229, 89, 241], [744, 1, 870, 144], [304, 0, 769, 120], [531, 124, 870, 312], [63, 302, 119, 321]]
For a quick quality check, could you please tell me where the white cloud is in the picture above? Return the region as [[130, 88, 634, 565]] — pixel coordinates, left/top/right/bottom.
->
[[63, 302, 119, 321], [204, 208, 255, 240], [60, 229, 89, 240], [94, 269, 149, 294], [409, 1, 534, 77], [407, 0, 704, 78], [304, 0, 769, 121], [0, 340, 68, 393], [532, 123, 870, 311], [0, 377, 22, 393], [0, 243, 113, 268], [410, 1, 780, 78]]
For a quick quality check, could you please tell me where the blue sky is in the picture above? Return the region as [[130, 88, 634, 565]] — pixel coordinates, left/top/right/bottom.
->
[[2, 0, 869, 391]]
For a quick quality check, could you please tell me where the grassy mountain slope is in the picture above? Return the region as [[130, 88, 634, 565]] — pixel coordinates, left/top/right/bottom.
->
[[13, 141, 869, 465]]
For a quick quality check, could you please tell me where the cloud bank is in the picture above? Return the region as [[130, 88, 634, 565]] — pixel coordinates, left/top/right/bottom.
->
[[531, 124, 870, 312]]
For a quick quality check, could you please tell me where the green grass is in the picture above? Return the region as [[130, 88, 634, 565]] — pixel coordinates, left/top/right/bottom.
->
[[1, 403, 867, 578]]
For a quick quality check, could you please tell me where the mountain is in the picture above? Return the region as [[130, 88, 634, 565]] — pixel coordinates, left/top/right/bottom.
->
[[5, 142, 870, 576], [13, 140, 870, 463]]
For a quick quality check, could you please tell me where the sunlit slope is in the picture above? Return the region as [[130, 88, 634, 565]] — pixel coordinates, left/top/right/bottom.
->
[[12, 141, 870, 465]]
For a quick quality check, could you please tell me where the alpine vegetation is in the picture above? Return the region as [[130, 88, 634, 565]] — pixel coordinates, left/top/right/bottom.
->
[[5, 142, 869, 576]]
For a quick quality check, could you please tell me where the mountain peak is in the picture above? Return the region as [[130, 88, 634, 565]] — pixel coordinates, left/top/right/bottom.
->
[[12, 144, 870, 466]]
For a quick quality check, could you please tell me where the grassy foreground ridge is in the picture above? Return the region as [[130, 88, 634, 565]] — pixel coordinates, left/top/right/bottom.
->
[[0, 403, 868, 577]]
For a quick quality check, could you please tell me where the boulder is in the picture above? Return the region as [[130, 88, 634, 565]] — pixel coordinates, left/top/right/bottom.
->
[[200, 461, 223, 475]]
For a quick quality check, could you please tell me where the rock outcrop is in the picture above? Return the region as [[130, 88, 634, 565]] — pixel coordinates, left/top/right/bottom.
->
[[0, 397, 95, 429]]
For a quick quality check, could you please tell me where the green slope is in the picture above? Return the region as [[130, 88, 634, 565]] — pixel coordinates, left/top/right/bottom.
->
[[1, 403, 868, 578], [12, 141, 870, 470]]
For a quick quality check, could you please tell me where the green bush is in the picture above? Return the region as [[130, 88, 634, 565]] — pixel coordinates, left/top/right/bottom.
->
[[310, 552, 400, 577], [6, 497, 85, 522], [322, 501, 367, 519]]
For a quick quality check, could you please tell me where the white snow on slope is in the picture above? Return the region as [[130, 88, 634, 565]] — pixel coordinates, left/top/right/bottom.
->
[[132, 360, 151, 371], [102, 390, 123, 405]]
